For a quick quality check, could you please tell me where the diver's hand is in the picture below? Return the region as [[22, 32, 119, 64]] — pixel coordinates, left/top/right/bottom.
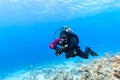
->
[[55, 48, 63, 56], [57, 48, 63, 53], [55, 52, 60, 56]]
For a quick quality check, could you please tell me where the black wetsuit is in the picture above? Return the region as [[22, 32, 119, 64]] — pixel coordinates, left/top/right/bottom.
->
[[54, 31, 98, 59]]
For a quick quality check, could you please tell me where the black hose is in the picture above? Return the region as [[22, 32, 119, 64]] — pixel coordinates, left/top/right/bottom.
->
[[53, 27, 64, 40]]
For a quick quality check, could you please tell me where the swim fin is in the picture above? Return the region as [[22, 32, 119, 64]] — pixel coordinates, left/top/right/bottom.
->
[[87, 47, 98, 56]]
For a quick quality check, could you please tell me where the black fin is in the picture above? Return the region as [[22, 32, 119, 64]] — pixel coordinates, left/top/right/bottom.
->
[[87, 47, 98, 56]]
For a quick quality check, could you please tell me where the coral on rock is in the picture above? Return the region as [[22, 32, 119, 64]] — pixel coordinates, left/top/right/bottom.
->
[[47, 54, 120, 80]]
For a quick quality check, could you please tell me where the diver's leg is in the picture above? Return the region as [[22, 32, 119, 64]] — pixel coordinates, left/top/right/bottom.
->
[[77, 47, 98, 59], [86, 47, 98, 56], [65, 50, 76, 59], [76, 48, 89, 59], [65, 54, 71, 59]]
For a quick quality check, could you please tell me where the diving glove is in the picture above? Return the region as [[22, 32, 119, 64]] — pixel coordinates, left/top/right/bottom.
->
[[55, 48, 63, 56]]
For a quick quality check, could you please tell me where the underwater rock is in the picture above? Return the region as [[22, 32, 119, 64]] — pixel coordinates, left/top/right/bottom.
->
[[76, 54, 120, 80], [2, 53, 120, 80], [49, 71, 73, 80]]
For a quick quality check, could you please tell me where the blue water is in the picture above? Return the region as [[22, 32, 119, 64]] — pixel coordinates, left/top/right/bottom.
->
[[0, 0, 120, 76]]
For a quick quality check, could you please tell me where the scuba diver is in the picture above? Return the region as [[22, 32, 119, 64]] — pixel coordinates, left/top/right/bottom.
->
[[49, 26, 98, 59]]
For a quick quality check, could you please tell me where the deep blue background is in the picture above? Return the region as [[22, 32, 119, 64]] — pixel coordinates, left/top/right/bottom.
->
[[0, 0, 120, 75]]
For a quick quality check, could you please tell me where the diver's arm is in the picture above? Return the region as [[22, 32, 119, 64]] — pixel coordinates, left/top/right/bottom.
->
[[62, 37, 78, 52], [49, 38, 61, 49], [49, 38, 63, 55]]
